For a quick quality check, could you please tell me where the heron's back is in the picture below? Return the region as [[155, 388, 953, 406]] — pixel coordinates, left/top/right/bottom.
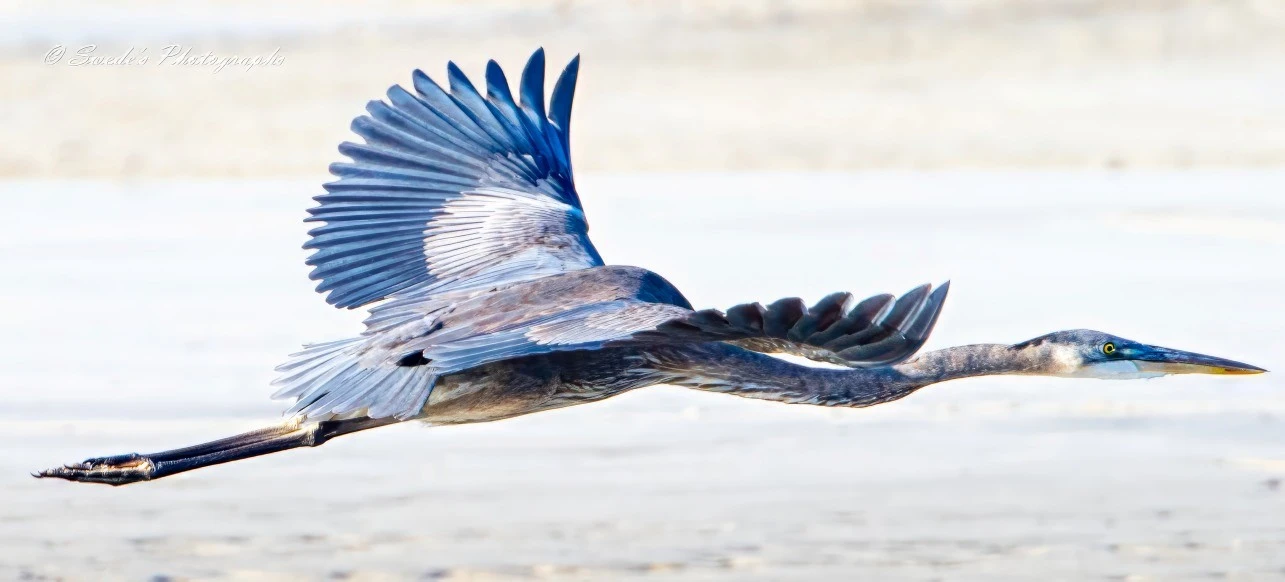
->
[[273, 265, 693, 420]]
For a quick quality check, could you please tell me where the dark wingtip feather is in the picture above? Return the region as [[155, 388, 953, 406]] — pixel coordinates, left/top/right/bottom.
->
[[852, 293, 896, 326], [446, 61, 465, 80], [726, 302, 767, 333], [789, 291, 854, 341], [549, 54, 580, 131], [520, 48, 547, 118], [712, 282, 950, 369], [685, 309, 733, 334], [484, 60, 513, 101], [855, 282, 952, 366], [763, 297, 806, 339], [881, 284, 932, 329], [904, 282, 951, 341], [446, 61, 483, 98]]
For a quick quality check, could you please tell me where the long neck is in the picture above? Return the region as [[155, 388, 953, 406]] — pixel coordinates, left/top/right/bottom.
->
[[657, 343, 1037, 408], [893, 343, 1045, 389]]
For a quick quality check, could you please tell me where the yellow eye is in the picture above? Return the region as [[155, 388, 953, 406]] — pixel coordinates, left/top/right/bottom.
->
[[1102, 342, 1116, 355]]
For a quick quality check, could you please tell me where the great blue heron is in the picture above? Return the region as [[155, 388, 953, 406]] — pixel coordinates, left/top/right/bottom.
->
[[38, 49, 1265, 486]]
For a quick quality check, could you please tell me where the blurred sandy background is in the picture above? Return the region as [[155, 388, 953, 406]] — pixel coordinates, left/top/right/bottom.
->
[[3, 0, 1284, 178], [3, 2, 1285, 581]]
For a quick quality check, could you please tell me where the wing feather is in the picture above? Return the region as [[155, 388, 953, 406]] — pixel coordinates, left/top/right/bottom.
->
[[645, 282, 951, 368], [305, 49, 601, 309], [284, 49, 956, 418], [273, 298, 691, 421], [274, 265, 951, 421]]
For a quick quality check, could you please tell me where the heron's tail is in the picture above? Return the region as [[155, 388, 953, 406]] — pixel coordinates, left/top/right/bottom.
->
[[270, 337, 438, 421]]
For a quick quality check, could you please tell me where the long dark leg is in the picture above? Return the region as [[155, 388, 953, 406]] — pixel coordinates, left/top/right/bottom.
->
[[35, 417, 397, 486]]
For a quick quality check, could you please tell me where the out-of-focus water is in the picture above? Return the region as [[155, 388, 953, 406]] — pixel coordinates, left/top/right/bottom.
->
[[2, 172, 1282, 580]]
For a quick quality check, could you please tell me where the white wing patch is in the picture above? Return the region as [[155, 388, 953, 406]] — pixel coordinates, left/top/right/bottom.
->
[[416, 187, 600, 294]]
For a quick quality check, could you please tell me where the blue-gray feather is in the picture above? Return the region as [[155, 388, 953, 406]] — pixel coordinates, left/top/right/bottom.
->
[[274, 51, 953, 422], [305, 49, 593, 310]]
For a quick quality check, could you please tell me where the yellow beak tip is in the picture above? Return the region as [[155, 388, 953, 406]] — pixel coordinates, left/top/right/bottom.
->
[[1227, 367, 1268, 375]]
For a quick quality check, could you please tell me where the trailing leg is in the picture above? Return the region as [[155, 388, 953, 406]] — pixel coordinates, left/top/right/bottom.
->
[[35, 416, 396, 486]]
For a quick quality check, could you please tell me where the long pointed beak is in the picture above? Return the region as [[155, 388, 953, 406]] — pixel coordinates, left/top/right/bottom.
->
[[1130, 345, 1267, 376]]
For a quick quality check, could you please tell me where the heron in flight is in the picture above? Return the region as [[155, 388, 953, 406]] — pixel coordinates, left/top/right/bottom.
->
[[39, 49, 1265, 486]]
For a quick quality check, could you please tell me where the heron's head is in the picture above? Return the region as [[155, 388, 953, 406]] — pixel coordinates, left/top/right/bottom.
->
[[1011, 330, 1266, 379]]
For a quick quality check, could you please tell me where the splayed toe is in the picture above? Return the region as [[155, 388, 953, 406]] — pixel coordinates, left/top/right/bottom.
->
[[35, 455, 156, 486]]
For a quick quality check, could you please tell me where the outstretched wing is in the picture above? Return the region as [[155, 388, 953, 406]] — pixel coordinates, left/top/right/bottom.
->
[[643, 282, 951, 368], [273, 274, 948, 421], [273, 298, 692, 421], [305, 48, 602, 309]]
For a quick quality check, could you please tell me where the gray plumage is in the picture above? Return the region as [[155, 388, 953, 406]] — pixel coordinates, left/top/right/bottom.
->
[[272, 48, 950, 422], [36, 49, 1265, 486], [272, 263, 947, 421]]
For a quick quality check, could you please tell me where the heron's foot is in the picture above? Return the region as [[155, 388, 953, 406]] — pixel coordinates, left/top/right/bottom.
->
[[35, 453, 156, 486]]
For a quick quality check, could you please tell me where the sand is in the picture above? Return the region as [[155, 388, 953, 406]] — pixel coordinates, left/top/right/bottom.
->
[[2, 1, 1285, 178]]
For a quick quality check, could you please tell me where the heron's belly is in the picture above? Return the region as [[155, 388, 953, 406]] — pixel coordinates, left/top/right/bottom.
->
[[414, 348, 666, 425], [416, 371, 558, 424]]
